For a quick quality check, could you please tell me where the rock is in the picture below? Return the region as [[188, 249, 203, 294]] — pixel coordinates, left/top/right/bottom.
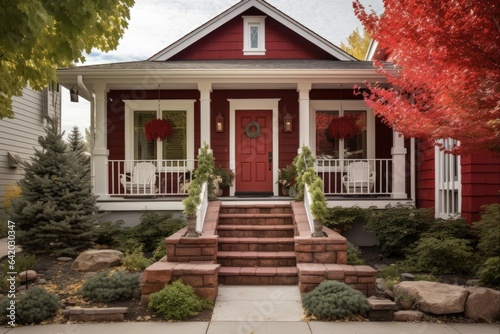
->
[[395, 281, 469, 315], [71, 249, 124, 272], [57, 257, 73, 262], [400, 273, 415, 281], [394, 310, 424, 322], [19, 270, 37, 282], [367, 296, 398, 310], [37, 278, 47, 285], [465, 287, 500, 322], [466, 279, 480, 286]]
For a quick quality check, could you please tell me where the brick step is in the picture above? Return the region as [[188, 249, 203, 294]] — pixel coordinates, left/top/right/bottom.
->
[[219, 204, 293, 215], [217, 251, 296, 267], [218, 237, 295, 252], [218, 266, 298, 285], [218, 213, 293, 225], [217, 224, 295, 238]]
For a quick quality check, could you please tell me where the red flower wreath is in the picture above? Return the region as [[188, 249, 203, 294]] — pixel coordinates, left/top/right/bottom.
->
[[327, 114, 360, 140], [144, 119, 173, 141]]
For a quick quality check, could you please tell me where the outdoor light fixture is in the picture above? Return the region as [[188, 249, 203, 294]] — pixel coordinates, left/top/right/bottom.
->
[[70, 88, 79, 102], [283, 113, 292, 132], [215, 113, 224, 132]]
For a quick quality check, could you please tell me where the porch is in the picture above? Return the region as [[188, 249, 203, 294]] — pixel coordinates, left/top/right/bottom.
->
[[97, 157, 412, 214]]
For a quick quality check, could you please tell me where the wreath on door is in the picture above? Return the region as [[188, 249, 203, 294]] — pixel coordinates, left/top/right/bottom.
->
[[244, 121, 261, 139]]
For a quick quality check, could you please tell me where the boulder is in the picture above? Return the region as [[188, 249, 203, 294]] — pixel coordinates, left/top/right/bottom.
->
[[465, 287, 500, 322], [394, 310, 424, 322], [19, 270, 37, 282], [395, 281, 469, 315], [72, 250, 124, 272]]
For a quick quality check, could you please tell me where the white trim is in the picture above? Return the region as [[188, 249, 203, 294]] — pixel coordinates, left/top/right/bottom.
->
[[310, 100, 375, 159], [123, 99, 195, 170], [243, 16, 266, 55], [435, 139, 462, 219], [228, 98, 281, 196]]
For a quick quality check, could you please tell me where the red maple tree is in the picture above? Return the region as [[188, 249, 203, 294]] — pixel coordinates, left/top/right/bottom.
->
[[353, 0, 500, 153]]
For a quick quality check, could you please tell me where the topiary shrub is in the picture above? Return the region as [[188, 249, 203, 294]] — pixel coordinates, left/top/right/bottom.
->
[[477, 256, 500, 288], [81, 270, 140, 302], [148, 279, 212, 320], [302, 280, 369, 320], [365, 205, 434, 257], [0, 287, 59, 324]]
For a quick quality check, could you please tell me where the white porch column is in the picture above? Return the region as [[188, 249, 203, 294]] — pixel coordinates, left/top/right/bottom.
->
[[297, 83, 312, 148], [198, 82, 212, 146], [391, 130, 407, 198], [92, 83, 109, 198]]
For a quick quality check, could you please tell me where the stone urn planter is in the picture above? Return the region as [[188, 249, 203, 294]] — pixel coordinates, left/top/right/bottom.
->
[[185, 215, 199, 237], [311, 219, 324, 237]]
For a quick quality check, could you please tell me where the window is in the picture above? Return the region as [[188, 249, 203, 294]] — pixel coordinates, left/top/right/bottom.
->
[[243, 16, 266, 55], [435, 139, 461, 218], [124, 100, 195, 168], [311, 101, 374, 160]]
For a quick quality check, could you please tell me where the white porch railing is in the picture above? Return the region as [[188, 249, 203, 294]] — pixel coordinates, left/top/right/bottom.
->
[[315, 158, 393, 195], [303, 184, 315, 233], [196, 182, 209, 233], [108, 159, 197, 196]]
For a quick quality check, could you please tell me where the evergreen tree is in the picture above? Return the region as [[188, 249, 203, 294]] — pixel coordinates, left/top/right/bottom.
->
[[67, 126, 90, 173], [11, 118, 97, 256]]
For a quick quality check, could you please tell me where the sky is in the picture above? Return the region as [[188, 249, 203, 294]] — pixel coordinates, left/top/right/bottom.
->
[[61, 0, 383, 137]]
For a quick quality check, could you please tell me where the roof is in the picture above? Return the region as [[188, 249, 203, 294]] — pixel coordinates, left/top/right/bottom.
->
[[59, 60, 382, 72], [148, 0, 356, 61]]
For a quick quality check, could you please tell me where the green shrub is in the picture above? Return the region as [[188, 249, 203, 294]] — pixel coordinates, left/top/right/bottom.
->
[[148, 279, 212, 321], [346, 242, 364, 265], [0, 287, 58, 324], [424, 217, 472, 240], [365, 205, 434, 257], [1, 253, 36, 275], [81, 270, 140, 302], [302, 280, 369, 320], [473, 204, 500, 258], [377, 264, 403, 279], [94, 220, 125, 248], [325, 206, 370, 232], [477, 257, 500, 288], [152, 240, 166, 261], [126, 212, 185, 252], [0, 219, 7, 238], [402, 236, 474, 274], [123, 247, 153, 271]]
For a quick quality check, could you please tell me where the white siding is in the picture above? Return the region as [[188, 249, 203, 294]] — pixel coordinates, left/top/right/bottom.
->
[[0, 86, 61, 215]]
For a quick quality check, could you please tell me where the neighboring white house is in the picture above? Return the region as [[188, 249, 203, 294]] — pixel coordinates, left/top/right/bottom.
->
[[0, 85, 61, 216]]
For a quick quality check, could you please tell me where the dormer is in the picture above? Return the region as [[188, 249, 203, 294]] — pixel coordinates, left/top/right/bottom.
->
[[243, 16, 266, 56]]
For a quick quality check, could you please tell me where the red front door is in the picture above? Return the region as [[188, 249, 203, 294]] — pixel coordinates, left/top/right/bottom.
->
[[235, 110, 273, 195]]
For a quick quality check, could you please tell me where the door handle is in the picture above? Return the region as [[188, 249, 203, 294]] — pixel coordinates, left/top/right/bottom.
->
[[268, 152, 272, 170]]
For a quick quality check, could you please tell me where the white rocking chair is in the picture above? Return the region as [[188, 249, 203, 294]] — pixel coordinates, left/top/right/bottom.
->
[[342, 161, 375, 194], [120, 162, 158, 195]]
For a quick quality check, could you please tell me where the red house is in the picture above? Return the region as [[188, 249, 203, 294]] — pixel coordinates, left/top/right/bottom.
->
[[58, 0, 418, 217]]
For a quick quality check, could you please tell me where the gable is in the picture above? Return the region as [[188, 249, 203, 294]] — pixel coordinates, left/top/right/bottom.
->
[[170, 8, 337, 61], [149, 0, 355, 61]]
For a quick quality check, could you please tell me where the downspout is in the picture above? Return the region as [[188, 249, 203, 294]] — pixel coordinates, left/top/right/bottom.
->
[[77, 75, 96, 191]]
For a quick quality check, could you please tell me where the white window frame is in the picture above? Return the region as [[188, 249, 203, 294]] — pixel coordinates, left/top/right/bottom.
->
[[243, 16, 266, 55], [124, 99, 195, 170], [435, 139, 462, 219], [310, 100, 375, 162]]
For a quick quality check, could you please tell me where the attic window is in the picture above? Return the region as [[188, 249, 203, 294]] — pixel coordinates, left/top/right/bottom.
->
[[243, 16, 266, 55]]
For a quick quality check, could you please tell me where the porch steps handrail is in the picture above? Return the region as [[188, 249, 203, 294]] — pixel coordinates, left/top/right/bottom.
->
[[196, 181, 209, 233]]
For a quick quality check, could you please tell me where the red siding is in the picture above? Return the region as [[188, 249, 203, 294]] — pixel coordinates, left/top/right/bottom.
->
[[171, 8, 336, 60], [416, 139, 435, 211], [461, 152, 500, 223]]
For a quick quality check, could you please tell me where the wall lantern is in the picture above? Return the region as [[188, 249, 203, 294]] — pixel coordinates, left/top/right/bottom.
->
[[283, 113, 292, 132], [215, 113, 224, 132]]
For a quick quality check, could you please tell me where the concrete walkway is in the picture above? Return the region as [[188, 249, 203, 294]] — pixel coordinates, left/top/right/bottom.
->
[[1, 285, 499, 334]]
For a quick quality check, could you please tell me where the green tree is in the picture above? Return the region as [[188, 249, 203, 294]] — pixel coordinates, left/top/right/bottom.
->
[[67, 126, 90, 172], [339, 28, 371, 60], [11, 118, 98, 256], [0, 0, 134, 118]]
